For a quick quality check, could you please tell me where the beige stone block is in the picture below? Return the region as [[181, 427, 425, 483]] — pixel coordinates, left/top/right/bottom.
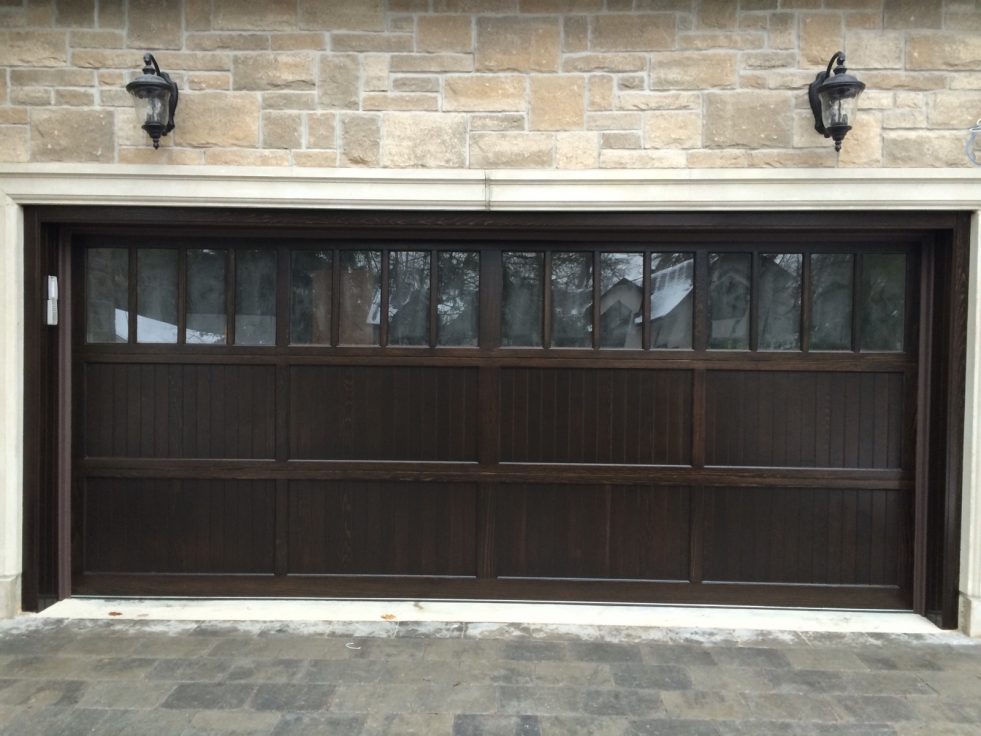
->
[[765, 70, 820, 90], [476, 17, 560, 72], [99, 70, 124, 85], [588, 75, 614, 111], [31, 108, 113, 162], [262, 91, 318, 110], [470, 113, 526, 131], [11, 69, 93, 87], [300, 0, 384, 31], [521, 0, 603, 10], [188, 34, 270, 51], [944, 10, 981, 33], [340, 113, 380, 166], [602, 131, 641, 149], [800, 13, 844, 67], [599, 149, 686, 168], [12, 88, 52, 106], [206, 149, 291, 166], [882, 108, 925, 129], [185, 0, 211, 31], [737, 0, 777, 11], [748, 149, 836, 167], [704, 91, 792, 148], [767, 12, 797, 50], [0, 109, 28, 125], [883, 130, 968, 167], [950, 74, 981, 91], [383, 112, 466, 167], [306, 112, 337, 148], [644, 110, 700, 149], [686, 149, 751, 167], [118, 147, 206, 164], [391, 0, 428, 11], [319, 55, 360, 109], [363, 55, 389, 93], [884, 0, 942, 30], [587, 112, 642, 130], [837, 113, 881, 167], [418, 15, 473, 52], [98, 88, 130, 107], [928, 92, 981, 129], [824, 0, 882, 8], [0, 73, 6, 105], [444, 75, 525, 112], [618, 75, 645, 91], [434, 0, 517, 10], [845, 31, 903, 69], [388, 15, 415, 34], [470, 132, 553, 168], [70, 30, 124, 48], [561, 16, 587, 54], [0, 126, 29, 162], [393, 76, 439, 93], [363, 93, 438, 111], [591, 15, 675, 52], [697, 0, 737, 29], [908, 33, 981, 71], [262, 111, 302, 148], [650, 51, 736, 90], [737, 14, 768, 31], [24, 0, 54, 26], [99, 0, 126, 28], [177, 91, 260, 147], [845, 12, 882, 30], [271, 33, 327, 51], [741, 51, 797, 70], [331, 34, 413, 53], [556, 131, 598, 169], [188, 72, 231, 91], [128, 0, 183, 50], [56, 0, 94, 27], [77, 49, 232, 71], [562, 54, 647, 73], [54, 89, 95, 105], [778, 0, 821, 7], [856, 91, 894, 110], [294, 150, 339, 167], [529, 76, 585, 131], [390, 54, 473, 73], [235, 53, 315, 91], [793, 109, 823, 148], [860, 71, 949, 90], [214, 0, 297, 31], [679, 32, 765, 50], [618, 92, 700, 111], [0, 31, 67, 67]]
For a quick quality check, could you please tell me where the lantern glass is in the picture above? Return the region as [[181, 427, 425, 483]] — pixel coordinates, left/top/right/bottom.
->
[[819, 88, 859, 130], [130, 85, 171, 128]]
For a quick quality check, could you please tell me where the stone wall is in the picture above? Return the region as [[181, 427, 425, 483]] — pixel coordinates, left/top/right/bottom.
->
[[0, 0, 979, 168]]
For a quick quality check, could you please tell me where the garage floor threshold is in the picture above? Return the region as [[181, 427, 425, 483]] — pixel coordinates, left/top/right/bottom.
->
[[38, 598, 941, 634]]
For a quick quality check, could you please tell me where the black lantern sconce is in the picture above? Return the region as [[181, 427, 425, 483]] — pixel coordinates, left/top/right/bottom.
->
[[809, 51, 865, 153], [125, 53, 178, 149]]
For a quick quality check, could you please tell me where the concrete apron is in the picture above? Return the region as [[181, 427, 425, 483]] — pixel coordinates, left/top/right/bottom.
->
[[37, 599, 941, 634]]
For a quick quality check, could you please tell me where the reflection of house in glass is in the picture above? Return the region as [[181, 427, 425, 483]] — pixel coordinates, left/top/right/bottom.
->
[[598, 257, 693, 349]]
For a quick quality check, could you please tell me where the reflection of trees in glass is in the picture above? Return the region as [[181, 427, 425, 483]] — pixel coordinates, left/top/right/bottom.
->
[[388, 251, 430, 346], [862, 253, 905, 352], [503, 252, 543, 347], [186, 249, 227, 345], [290, 250, 332, 345], [236, 249, 277, 346], [599, 253, 642, 348], [708, 253, 750, 350], [758, 253, 801, 351], [137, 249, 178, 343], [340, 250, 381, 345], [86, 248, 129, 343], [551, 252, 592, 347], [810, 253, 852, 351], [438, 251, 479, 346], [650, 253, 693, 349]]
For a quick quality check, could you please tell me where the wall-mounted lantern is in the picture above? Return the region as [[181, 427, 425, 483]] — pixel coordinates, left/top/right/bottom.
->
[[809, 51, 865, 153], [125, 53, 178, 149]]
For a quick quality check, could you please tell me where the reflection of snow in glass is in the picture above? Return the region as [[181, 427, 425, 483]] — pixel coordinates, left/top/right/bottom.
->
[[114, 308, 226, 344], [650, 259, 694, 320]]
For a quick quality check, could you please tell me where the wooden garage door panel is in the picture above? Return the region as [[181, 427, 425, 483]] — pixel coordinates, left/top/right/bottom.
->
[[706, 371, 905, 469], [499, 369, 692, 465], [496, 484, 691, 581], [84, 363, 276, 459], [83, 478, 276, 574], [289, 366, 479, 461], [288, 481, 477, 576], [702, 486, 907, 586]]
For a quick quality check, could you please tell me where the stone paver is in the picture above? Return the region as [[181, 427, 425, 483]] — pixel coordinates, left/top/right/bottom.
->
[[0, 617, 977, 735]]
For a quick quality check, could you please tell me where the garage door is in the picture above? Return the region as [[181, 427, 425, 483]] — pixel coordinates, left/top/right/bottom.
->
[[74, 227, 918, 608]]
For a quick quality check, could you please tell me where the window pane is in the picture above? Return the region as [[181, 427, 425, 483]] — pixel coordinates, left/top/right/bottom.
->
[[290, 250, 332, 345], [137, 249, 178, 344], [502, 252, 543, 347], [235, 249, 276, 346], [437, 251, 479, 346], [339, 251, 381, 346], [599, 253, 642, 349], [758, 253, 802, 351], [551, 252, 593, 348], [86, 248, 129, 343], [651, 253, 693, 349], [186, 249, 227, 345], [810, 253, 853, 351], [862, 253, 906, 352], [389, 251, 430, 346], [709, 253, 750, 350]]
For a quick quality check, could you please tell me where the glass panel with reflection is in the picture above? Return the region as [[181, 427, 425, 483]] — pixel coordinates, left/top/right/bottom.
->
[[502, 252, 543, 347], [758, 253, 802, 351], [186, 249, 227, 344], [551, 252, 592, 348], [651, 253, 693, 349], [290, 250, 332, 345], [861, 253, 906, 352], [599, 253, 642, 349], [85, 247, 129, 344], [437, 251, 479, 346], [339, 251, 382, 346], [810, 253, 853, 351], [389, 251, 430, 346], [137, 249, 178, 344], [235, 249, 276, 346], [708, 253, 750, 350]]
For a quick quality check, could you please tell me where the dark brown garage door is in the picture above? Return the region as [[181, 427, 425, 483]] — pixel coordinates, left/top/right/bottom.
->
[[73, 226, 919, 609]]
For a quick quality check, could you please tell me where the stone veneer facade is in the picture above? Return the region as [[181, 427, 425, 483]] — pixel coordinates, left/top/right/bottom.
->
[[0, 0, 979, 169]]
